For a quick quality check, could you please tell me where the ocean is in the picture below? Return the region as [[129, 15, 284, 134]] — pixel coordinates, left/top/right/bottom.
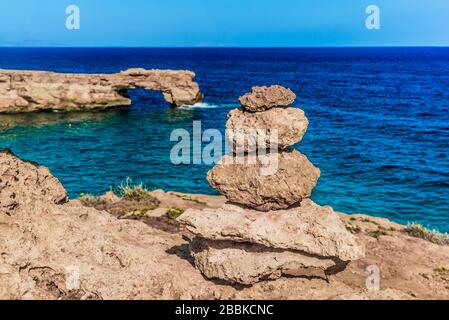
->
[[0, 47, 448, 232]]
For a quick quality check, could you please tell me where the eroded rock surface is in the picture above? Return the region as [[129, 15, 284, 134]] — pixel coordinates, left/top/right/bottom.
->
[[0, 68, 203, 113], [190, 238, 335, 285], [0, 150, 67, 214], [226, 107, 309, 151], [239, 85, 296, 112], [207, 150, 320, 211]]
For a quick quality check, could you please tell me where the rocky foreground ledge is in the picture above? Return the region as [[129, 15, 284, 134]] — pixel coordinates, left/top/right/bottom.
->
[[1, 151, 449, 299], [0, 68, 203, 113]]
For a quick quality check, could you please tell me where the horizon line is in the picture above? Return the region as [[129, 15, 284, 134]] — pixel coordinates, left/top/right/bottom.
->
[[1, 45, 449, 49]]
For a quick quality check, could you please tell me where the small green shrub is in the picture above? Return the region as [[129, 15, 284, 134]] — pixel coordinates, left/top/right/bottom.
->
[[166, 206, 185, 220], [117, 178, 157, 202]]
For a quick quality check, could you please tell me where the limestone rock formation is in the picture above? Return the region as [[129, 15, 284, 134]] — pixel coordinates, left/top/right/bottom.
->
[[0, 68, 203, 113], [226, 107, 309, 151], [0, 150, 67, 214], [180, 201, 365, 285], [180, 199, 365, 285], [207, 150, 320, 211], [190, 238, 335, 285], [179, 200, 364, 261], [239, 85, 296, 112]]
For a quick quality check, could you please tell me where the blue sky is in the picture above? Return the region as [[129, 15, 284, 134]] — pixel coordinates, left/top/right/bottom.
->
[[0, 0, 448, 47]]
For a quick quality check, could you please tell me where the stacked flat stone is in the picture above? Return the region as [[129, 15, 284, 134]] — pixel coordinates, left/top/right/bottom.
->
[[210, 85, 318, 211], [178, 85, 365, 285]]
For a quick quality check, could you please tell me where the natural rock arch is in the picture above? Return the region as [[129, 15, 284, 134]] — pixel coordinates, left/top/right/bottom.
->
[[0, 68, 203, 113]]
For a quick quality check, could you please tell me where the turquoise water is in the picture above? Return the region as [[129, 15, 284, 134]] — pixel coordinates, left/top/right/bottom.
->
[[0, 48, 448, 232]]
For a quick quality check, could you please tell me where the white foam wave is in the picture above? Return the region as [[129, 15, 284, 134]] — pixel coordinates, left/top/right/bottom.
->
[[179, 102, 237, 110]]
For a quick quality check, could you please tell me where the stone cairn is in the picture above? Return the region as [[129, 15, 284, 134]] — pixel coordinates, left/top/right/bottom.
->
[[178, 85, 364, 285]]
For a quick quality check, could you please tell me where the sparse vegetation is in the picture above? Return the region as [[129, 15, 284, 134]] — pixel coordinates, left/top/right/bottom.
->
[[79, 179, 160, 219], [117, 178, 157, 202], [362, 218, 380, 226], [172, 193, 207, 205], [79, 193, 106, 206], [404, 223, 449, 246], [434, 266, 448, 273], [368, 228, 389, 240], [166, 206, 185, 220]]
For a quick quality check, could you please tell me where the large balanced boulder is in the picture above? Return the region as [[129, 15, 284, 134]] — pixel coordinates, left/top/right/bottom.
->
[[179, 200, 365, 285], [207, 150, 320, 211], [239, 85, 296, 112], [226, 107, 309, 152], [179, 199, 364, 261]]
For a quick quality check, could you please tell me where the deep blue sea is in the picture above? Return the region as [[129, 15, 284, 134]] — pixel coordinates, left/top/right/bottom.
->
[[0, 48, 448, 232]]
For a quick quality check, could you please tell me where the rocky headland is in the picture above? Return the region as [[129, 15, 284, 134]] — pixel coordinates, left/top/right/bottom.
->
[[0, 68, 203, 113]]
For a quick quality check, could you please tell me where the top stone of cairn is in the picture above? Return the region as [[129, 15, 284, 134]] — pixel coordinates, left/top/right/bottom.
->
[[239, 85, 296, 112]]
